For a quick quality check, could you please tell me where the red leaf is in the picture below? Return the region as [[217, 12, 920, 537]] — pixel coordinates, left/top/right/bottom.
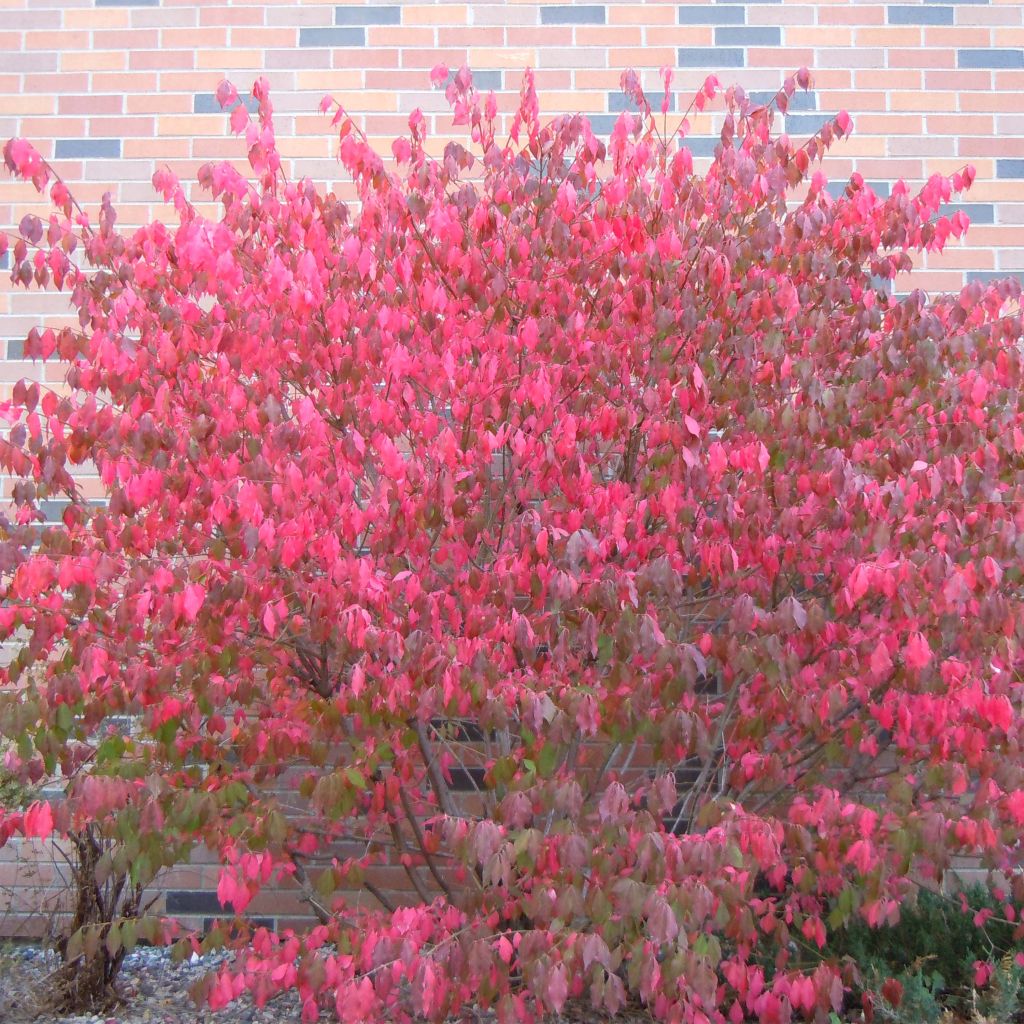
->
[[881, 978, 903, 1007], [23, 802, 53, 839]]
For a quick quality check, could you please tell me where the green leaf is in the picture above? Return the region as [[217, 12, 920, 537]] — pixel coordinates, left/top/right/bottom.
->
[[55, 703, 73, 732], [536, 742, 559, 778]]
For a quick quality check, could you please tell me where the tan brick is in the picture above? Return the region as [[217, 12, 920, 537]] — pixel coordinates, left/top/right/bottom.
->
[[196, 48, 266, 70], [337, 47, 399, 68], [123, 138, 191, 159], [752, 5, 820, 25], [577, 25, 642, 45], [929, 114, 992, 135], [199, 6, 267, 26], [855, 27, 921, 46], [507, 26, 572, 45], [92, 71, 158, 94], [891, 90, 958, 112], [158, 114, 239, 137], [890, 47, 955, 69], [163, 26, 227, 48], [652, 26, 720, 45], [60, 50, 127, 72], [370, 25, 441, 45], [609, 4, 676, 25], [967, 226, 1024, 247], [467, 46, 536, 68], [608, 46, 677, 67], [298, 69, 364, 90], [961, 92, 1015, 113], [441, 26, 509, 46], [827, 6, 887, 25], [126, 92, 193, 114], [403, 5, 469, 26], [63, 8, 131, 29], [87, 115, 156, 137], [927, 26, 993, 47], [0, 94, 56, 115], [25, 30, 87, 50], [572, 69, 621, 90], [855, 113, 923, 136], [786, 27, 852, 46], [959, 136, 1024, 158], [130, 48, 196, 71], [21, 116, 85, 138], [749, 47, 814, 68], [995, 70, 1024, 91], [925, 70, 992, 91]]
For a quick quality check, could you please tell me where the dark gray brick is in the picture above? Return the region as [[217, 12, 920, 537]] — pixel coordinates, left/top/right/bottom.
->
[[448, 767, 487, 791], [54, 138, 121, 159], [967, 271, 1021, 285], [887, 5, 954, 23], [608, 90, 675, 112], [943, 202, 995, 224], [448, 68, 502, 91], [7, 339, 24, 360], [540, 5, 606, 24], [825, 179, 892, 200], [96, 0, 159, 6], [684, 137, 724, 157], [995, 160, 1024, 179], [678, 47, 744, 66], [715, 26, 781, 45], [166, 891, 224, 915], [782, 113, 830, 135], [334, 5, 401, 25], [957, 49, 1024, 68], [193, 93, 259, 114], [997, 160, 1024, 178], [299, 26, 365, 46], [39, 500, 69, 524], [473, 69, 503, 91], [677, 6, 744, 23], [750, 89, 817, 111], [587, 114, 620, 134], [589, 112, 678, 136]]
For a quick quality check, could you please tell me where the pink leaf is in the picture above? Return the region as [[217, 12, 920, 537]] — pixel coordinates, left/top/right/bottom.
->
[[903, 632, 931, 671], [546, 963, 568, 1015], [229, 104, 249, 134], [216, 80, 238, 110], [870, 641, 892, 677], [23, 802, 53, 839], [182, 583, 205, 622]]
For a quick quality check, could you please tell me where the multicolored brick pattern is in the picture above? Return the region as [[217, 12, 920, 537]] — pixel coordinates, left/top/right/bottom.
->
[[1, 0, 1023, 934]]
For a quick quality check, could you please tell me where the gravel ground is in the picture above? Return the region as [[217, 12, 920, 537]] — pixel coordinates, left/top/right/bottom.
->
[[0, 946, 652, 1024], [0, 946, 304, 1024]]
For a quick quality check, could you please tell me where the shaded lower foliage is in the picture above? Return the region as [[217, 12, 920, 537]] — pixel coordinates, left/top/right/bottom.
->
[[829, 886, 1024, 1022]]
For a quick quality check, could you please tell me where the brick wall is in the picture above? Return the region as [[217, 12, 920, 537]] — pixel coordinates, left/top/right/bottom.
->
[[1, 0, 1023, 937]]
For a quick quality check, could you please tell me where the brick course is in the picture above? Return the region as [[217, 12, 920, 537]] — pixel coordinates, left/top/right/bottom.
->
[[1, 0, 1022, 938]]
